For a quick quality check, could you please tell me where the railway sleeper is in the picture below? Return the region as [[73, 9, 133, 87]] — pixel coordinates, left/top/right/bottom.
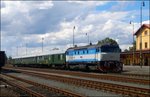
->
[[2, 74, 84, 97], [5, 68, 149, 97]]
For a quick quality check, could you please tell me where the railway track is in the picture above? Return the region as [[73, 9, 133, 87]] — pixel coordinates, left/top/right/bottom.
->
[[38, 69, 150, 85], [0, 81, 20, 97], [0, 73, 84, 97], [3, 67, 150, 97], [118, 73, 150, 78], [0, 74, 45, 97], [4, 67, 149, 85], [13, 67, 150, 78]]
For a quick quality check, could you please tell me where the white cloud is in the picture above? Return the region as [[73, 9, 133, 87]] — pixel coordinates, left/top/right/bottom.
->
[[1, 1, 149, 57], [142, 20, 150, 24], [1, 1, 53, 14], [68, 0, 108, 6]]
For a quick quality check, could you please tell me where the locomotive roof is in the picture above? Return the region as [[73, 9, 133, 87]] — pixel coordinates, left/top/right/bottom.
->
[[67, 44, 118, 50]]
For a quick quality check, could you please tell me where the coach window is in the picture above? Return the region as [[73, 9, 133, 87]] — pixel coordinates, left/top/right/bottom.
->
[[87, 50, 88, 54], [78, 51, 79, 55], [83, 51, 85, 54], [60, 55, 63, 60], [58, 55, 61, 60]]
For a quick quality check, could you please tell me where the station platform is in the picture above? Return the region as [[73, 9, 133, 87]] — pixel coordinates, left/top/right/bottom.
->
[[123, 65, 150, 75]]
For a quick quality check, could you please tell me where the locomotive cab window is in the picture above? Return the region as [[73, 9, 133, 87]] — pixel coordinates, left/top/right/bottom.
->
[[66, 52, 68, 55], [96, 48, 99, 52]]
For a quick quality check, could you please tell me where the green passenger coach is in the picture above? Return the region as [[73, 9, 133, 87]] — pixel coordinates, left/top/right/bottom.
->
[[12, 52, 66, 68]]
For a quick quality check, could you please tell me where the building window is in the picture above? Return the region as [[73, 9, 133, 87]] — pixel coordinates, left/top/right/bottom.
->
[[145, 42, 147, 48], [140, 43, 142, 49], [144, 30, 148, 35]]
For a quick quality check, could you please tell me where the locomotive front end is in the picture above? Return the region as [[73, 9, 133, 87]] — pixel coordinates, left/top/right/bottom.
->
[[98, 45, 123, 72]]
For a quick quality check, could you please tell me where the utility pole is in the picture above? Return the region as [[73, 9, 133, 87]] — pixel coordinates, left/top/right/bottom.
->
[[130, 21, 135, 65], [73, 26, 75, 47], [42, 37, 44, 53], [140, 1, 145, 68], [26, 43, 27, 55], [17, 46, 18, 56], [86, 33, 90, 44]]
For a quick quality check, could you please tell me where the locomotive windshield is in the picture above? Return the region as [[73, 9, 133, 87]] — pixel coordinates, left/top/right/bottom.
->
[[101, 46, 120, 53]]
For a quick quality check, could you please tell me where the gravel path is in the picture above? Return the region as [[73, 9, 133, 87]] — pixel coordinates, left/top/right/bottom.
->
[[123, 66, 150, 75], [24, 70, 149, 89], [9, 73, 121, 97]]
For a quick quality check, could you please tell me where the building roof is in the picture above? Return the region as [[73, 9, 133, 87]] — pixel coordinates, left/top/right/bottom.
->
[[134, 24, 150, 35], [121, 49, 150, 54]]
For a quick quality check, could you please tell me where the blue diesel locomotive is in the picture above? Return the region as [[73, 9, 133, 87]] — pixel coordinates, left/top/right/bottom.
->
[[66, 44, 122, 72]]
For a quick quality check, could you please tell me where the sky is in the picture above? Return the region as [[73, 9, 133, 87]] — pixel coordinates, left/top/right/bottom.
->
[[1, 0, 150, 57]]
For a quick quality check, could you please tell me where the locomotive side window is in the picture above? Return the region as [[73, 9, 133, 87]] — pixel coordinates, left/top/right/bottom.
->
[[83, 51, 85, 54]]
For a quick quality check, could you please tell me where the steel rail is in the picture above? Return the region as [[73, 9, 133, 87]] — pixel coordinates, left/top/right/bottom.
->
[[9, 68, 149, 97], [3, 67, 149, 85], [118, 73, 150, 78], [13, 67, 150, 78], [0, 75, 45, 97], [2, 73, 84, 97], [39, 69, 149, 85]]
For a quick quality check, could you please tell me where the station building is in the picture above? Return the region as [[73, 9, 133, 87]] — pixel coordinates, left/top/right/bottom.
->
[[120, 24, 150, 66]]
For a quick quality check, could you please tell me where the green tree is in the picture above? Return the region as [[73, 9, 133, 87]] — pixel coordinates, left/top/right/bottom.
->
[[7, 56, 12, 64], [129, 41, 136, 51], [97, 37, 119, 46], [124, 49, 129, 52]]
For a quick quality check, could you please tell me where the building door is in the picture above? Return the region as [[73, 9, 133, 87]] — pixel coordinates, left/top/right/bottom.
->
[[144, 58, 148, 66]]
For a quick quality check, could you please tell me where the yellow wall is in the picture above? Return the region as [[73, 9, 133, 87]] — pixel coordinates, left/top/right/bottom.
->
[[136, 28, 150, 51]]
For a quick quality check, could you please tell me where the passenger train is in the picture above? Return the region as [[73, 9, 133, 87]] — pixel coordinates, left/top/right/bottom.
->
[[12, 44, 123, 72]]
